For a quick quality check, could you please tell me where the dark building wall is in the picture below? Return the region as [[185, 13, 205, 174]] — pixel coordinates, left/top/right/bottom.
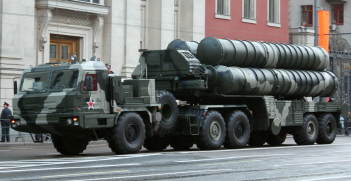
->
[[205, 0, 289, 43]]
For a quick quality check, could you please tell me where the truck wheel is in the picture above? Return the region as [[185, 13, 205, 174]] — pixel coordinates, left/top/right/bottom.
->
[[156, 91, 179, 132], [316, 114, 337, 144], [247, 131, 267, 146], [108, 113, 145, 154], [143, 135, 170, 151], [223, 111, 250, 149], [196, 111, 226, 150], [170, 135, 194, 150], [293, 114, 318, 145], [266, 131, 287, 146], [52, 136, 89, 155]]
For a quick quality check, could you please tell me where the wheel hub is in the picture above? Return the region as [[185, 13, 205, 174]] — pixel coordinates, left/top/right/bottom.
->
[[326, 121, 333, 136], [235, 122, 245, 140], [307, 122, 315, 137], [210, 121, 221, 141], [125, 123, 139, 143]]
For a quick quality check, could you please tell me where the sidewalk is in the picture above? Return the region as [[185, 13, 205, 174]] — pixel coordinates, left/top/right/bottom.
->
[[0, 136, 108, 147], [0, 136, 52, 147]]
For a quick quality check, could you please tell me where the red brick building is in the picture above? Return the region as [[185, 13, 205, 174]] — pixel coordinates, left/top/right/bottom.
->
[[205, 0, 289, 43]]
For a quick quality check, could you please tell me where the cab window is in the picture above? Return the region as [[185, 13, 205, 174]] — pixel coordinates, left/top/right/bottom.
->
[[83, 74, 97, 91], [20, 72, 49, 92], [49, 69, 79, 90]]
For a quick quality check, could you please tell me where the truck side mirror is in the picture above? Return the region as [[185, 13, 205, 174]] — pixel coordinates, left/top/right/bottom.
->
[[14, 81, 17, 95], [85, 76, 93, 91]]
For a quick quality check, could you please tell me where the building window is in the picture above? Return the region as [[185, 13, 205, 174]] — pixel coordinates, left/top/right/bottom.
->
[[174, 0, 179, 6], [215, 0, 231, 20], [332, 4, 344, 25], [242, 0, 256, 24], [267, 0, 280, 27], [268, 0, 280, 23], [243, 0, 255, 19], [72, 0, 101, 4], [301, 5, 313, 26]]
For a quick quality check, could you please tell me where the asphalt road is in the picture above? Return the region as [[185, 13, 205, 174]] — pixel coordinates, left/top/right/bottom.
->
[[0, 136, 351, 181]]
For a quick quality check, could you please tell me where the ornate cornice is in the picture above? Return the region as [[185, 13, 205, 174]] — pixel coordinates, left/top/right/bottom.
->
[[51, 15, 94, 27]]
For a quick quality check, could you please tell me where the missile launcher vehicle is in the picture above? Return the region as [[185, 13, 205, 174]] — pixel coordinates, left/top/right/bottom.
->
[[9, 37, 348, 155]]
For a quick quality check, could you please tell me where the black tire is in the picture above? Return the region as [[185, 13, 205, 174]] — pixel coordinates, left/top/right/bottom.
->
[[108, 113, 145, 154], [196, 111, 226, 150], [247, 131, 267, 146], [156, 91, 179, 132], [52, 136, 89, 155], [293, 114, 319, 145], [266, 131, 287, 146], [170, 135, 194, 150], [143, 135, 170, 151], [223, 111, 250, 149], [316, 114, 337, 144]]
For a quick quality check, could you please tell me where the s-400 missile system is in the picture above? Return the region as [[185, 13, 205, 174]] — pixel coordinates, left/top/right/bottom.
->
[[9, 37, 349, 155]]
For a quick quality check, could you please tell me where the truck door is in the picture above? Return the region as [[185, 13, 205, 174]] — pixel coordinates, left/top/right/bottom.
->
[[82, 70, 107, 113]]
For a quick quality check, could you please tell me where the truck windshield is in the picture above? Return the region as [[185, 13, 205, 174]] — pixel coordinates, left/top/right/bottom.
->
[[49, 69, 79, 90], [20, 72, 49, 92]]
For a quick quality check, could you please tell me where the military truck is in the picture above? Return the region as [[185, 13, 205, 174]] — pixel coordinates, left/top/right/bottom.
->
[[9, 37, 348, 155]]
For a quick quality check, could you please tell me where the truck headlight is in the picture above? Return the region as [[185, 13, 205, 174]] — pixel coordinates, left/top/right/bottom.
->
[[11, 120, 20, 128], [67, 118, 72, 125]]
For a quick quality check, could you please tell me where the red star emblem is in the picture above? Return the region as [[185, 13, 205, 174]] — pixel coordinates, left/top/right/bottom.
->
[[87, 98, 95, 110]]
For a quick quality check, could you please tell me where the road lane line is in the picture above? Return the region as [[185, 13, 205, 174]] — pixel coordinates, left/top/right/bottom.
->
[[274, 160, 351, 167], [174, 154, 293, 163], [0, 150, 9, 152], [0, 153, 160, 170], [199, 160, 261, 166], [40, 153, 60, 155], [299, 175, 351, 181], [177, 143, 351, 154], [41, 170, 129, 178], [12, 148, 34, 150], [0, 163, 140, 173], [69, 169, 234, 181]]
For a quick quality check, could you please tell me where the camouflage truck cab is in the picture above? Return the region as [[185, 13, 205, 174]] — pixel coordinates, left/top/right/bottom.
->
[[9, 60, 161, 155]]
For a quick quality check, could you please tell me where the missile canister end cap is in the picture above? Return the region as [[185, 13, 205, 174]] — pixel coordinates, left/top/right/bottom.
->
[[167, 39, 187, 50], [197, 37, 223, 66]]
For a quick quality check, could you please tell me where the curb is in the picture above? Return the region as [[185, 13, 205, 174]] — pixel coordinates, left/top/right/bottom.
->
[[0, 140, 108, 147], [0, 142, 53, 147]]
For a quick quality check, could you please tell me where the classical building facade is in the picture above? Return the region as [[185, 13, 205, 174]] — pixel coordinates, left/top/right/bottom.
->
[[0, 0, 205, 108]]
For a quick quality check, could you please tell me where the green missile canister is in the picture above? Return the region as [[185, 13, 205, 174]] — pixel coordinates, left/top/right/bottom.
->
[[208, 65, 338, 98], [197, 37, 329, 71]]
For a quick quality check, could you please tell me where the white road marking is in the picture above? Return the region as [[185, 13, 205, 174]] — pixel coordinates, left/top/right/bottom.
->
[[299, 175, 351, 181], [174, 154, 293, 163], [40, 153, 59, 155], [0, 163, 140, 173], [0, 153, 161, 170], [177, 143, 351, 154], [274, 160, 351, 167], [333, 150, 351, 153], [12, 148, 34, 150], [0, 150, 10, 152], [69, 169, 234, 181]]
